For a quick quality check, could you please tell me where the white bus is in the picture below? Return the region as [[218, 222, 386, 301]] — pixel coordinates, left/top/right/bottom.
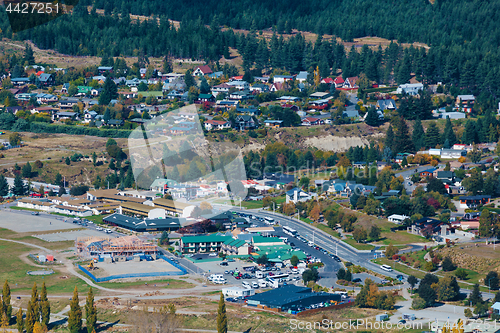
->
[[264, 217, 274, 224], [380, 264, 393, 272], [282, 226, 298, 237]]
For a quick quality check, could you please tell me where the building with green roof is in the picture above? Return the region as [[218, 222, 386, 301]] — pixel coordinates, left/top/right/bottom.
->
[[222, 238, 252, 256], [180, 234, 232, 254], [252, 236, 285, 246]]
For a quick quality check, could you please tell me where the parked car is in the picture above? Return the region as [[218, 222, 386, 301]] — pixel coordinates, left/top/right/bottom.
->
[[31, 211, 39, 215], [352, 278, 362, 283], [209, 253, 218, 257]]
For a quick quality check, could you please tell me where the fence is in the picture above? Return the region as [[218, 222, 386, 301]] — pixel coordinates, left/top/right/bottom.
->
[[78, 255, 187, 282]]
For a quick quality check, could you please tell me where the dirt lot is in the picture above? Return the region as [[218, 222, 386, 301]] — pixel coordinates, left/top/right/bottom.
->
[[94, 259, 183, 278]]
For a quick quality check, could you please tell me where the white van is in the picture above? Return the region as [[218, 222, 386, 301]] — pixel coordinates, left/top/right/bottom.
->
[[209, 274, 223, 281], [256, 271, 264, 279], [380, 264, 393, 272], [308, 241, 314, 246], [242, 281, 251, 289], [213, 278, 226, 284], [251, 281, 259, 288], [258, 279, 267, 288]]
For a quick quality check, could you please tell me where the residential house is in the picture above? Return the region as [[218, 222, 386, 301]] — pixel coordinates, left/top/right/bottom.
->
[[436, 171, 455, 182], [107, 119, 124, 127], [192, 65, 213, 76], [408, 217, 445, 237], [227, 80, 249, 90], [396, 83, 424, 95], [229, 90, 251, 100], [5, 106, 23, 114], [11, 78, 29, 86], [215, 100, 239, 110], [53, 111, 77, 121], [273, 75, 294, 83], [196, 93, 215, 103], [125, 78, 141, 87], [286, 187, 316, 204], [388, 214, 410, 224], [376, 99, 397, 111], [35, 93, 58, 104], [139, 68, 147, 78], [321, 77, 334, 85], [98, 66, 113, 73], [236, 107, 260, 116], [296, 71, 309, 83], [263, 173, 294, 189], [204, 120, 231, 131], [207, 71, 223, 79], [264, 120, 283, 128], [249, 84, 269, 93], [77, 86, 92, 95], [92, 75, 106, 83], [308, 99, 329, 109], [90, 88, 102, 96], [61, 83, 70, 94], [38, 73, 55, 86], [343, 110, 360, 118], [459, 195, 491, 209], [270, 82, 284, 91], [310, 92, 331, 99], [178, 111, 198, 121], [234, 115, 257, 130], [456, 95, 475, 113], [333, 76, 345, 88], [166, 90, 186, 100], [211, 83, 232, 96], [419, 168, 436, 178], [31, 106, 56, 114], [301, 117, 324, 126], [343, 77, 358, 88], [84, 111, 98, 123]]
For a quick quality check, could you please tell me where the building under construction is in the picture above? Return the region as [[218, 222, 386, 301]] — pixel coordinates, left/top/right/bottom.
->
[[76, 235, 157, 258]]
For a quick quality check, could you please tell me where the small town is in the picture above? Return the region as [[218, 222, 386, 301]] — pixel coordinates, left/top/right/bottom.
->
[[1, 0, 500, 332]]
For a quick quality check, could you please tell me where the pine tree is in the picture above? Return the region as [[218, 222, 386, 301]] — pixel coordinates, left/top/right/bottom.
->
[[16, 308, 23, 333], [393, 117, 415, 153], [85, 287, 97, 333], [216, 293, 227, 333], [67, 287, 82, 333], [22, 162, 32, 178], [412, 118, 425, 151], [424, 122, 441, 148], [0, 175, 9, 196], [385, 125, 394, 152], [442, 117, 457, 147], [40, 282, 50, 329], [365, 107, 379, 126], [25, 301, 34, 333], [12, 174, 26, 196]]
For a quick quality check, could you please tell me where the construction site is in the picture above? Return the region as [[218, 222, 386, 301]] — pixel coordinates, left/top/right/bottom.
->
[[76, 235, 158, 260]]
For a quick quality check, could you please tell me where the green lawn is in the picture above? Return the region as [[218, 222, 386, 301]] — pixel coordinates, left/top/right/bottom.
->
[[314, 223, 341, 239], [10, 206, 40, 212], [86, 215, 105, 224], [344, 237, 376, 251], [375, 231, 430, 246], [373, 258, 427, 279], [240, 195, 286, 209]]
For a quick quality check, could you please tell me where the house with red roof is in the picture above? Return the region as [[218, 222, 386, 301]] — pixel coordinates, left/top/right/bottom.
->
[[193, 65, 213, 76], [343, 77, 358, 89], [270, 82, 284, 92], [204, 119, 231, 131], [301, 117, 324, 126], [333, 76, 345, 88], [321, 77, 334, 85]]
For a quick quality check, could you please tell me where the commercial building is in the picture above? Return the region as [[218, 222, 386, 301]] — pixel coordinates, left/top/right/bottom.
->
[[103, 213, 182, 232], [387, 214, 409, 224], [222, 287, 255, 298], [118, 202, 166, 219], [151, 198, 196, 217], [180, 234, 232, 254], [246, 285, 342, 311]]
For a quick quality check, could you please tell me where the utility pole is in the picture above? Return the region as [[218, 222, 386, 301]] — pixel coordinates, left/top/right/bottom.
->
[[63, 176, 65, 188]]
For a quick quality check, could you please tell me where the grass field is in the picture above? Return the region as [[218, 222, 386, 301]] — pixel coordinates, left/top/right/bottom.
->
[[344, 237, 376, 251], [241, 195, 286, 209]]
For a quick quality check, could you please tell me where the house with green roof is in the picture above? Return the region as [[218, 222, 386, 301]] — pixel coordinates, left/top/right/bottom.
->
[[222, 238, 252, 256], [138, 91, 163, 100], [77, 86, 92, 94], [180, 234, 232, 254]]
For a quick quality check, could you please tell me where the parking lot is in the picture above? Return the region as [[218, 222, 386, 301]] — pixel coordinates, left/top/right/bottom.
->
[[35, 229, 107, 242], [0, 210, 78, 232]]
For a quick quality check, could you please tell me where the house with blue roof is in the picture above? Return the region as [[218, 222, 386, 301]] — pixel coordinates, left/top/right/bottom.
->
[[419, 168, 436, 178]]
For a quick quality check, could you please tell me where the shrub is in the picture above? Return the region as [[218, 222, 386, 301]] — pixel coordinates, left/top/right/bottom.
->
[[411, 296, 426, 310], [414, 261, 421, 269]]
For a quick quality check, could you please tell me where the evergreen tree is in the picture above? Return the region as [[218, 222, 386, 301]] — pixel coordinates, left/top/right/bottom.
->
[[99, 78, 118, 105], [442, 117, 457, 147], [184, 69, 195, 88], [40, 282, 50, 329], [469, 284, 483, 306], [16, 308, 23, 333], [85, 287, 97, 333], [393, 117, 414, 153], [365, 107, 379, 126], [3, 280, 11, 323], [424, 122, 441, 148], [22, 162, 32, 178], [24, 44, 35, 66], [0, 175, 9, 197], [412, 118, 425, 151], [67, 287, 82, 333], [65, 157, 71, 166], [385, 125, 394, 152], [199, 77, 210, 94], [12, 174, 26, 196], [216, 292, 227, 333]]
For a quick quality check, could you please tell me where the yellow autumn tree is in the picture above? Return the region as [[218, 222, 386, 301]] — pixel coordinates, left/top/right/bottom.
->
[[33, 322, 43, 333]]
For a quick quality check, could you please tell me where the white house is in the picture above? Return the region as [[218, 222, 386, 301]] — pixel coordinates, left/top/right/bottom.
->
[[204, 120, 231, 131], [286, 187, 316, 204], [396, 83, 424, 96], [226, 80, 249, 90], [222, 287, 255, 298], [388, 214, 409, 224]]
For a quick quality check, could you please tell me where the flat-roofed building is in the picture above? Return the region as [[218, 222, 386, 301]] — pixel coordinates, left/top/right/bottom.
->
[[118, 202, 166, 219], [152, 198, 195, 217]]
